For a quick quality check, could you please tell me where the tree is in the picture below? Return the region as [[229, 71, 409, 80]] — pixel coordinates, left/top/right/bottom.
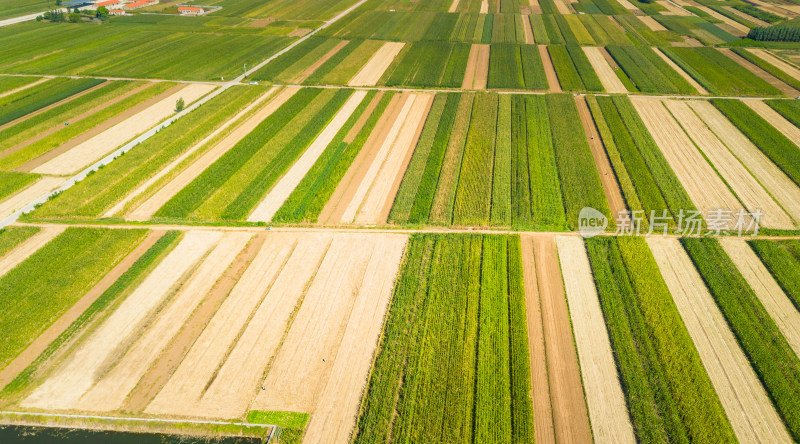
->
[[55, 0, 62, 5], [67, 12, 80, 22], [175, 97, 185, 112], [96, 6, 109, 18]]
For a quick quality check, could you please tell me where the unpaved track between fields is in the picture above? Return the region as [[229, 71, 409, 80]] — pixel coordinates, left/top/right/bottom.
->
[[647, 237, 792, 443], [125, 87, 295, 221], [302, 234, 408, 444], [104, 87, 280, 218], [77, 232, 251, 412], [539, 46, 561, 93], [0, 226, 64, 278], [690, 100, 800, 225], [651, 47, 707, 94], [124, 233, 267, 413], [349, 42, 405, 87], [32, 84, 216, 176], [523, 15, 535, 44], [744, 99, 800, 147], [0, 177, 64, 221], [0, 81, 109, 133], [665, 99, 793, 229], [0, 230, 159, 390], [719, 238, 800, 355], [576, 95, 627, 219], [583, 47, 627, 94], [0, 78, 49, 99], [718, 48, 799, 98], [22, 231, 222, 410], [248, 90, 368, 222], [292, 40, 350, 84], [556, 236, 635, 444], [631, 97, 745, 228]]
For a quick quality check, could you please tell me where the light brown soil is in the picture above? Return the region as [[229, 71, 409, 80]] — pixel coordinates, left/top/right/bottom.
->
[[462, 45, 479, 90], [448, 0, 460, 12], [575, 95, 627, 219], [630, 97, 745, 228], [719, 48, 799, 97], [747, 0, 795, 19], [123, 233, 267, 413], [540, 46, 561, 93], [319, 93, 406, 224], [745, 99, 800, 147], [32, 84, 216, 176], [301, 235, 408, 444], [0, 82, 154, 163], [22, 231, 222, 411], [555, 235, 636, 444], [0, 77, 48, 99], [647, 237, 793, 444], [126, 87, 296, 221], [474, 44, 490, 90], [600, 48, 621, 70], [0, 226, 64, 278], [690, 100, 800, 225], [76, 232, 251, 412], [723, 5, 769, 27], [529, 0, 543, 14], [292, 40, 350, 84], [523, 15, 535, 44], [0, 228, 153, 391], [348, 42, 405, 87], [637, 15, 667, 31], [614, 0, 639, 10], [480, 0, 488, 13], [246, 18, 274, 28], [553, 0, 571, 14], [520, 5, 532, 15], [658, 0, 691, 15], [344, 92, 383, 144], [519, 234, 556, 444], [0, 81, 109, 133], [664, 99, 792, 229], [583, 47, 627, 93], [719, 238, 800, 356], [248, 91, 368, 222], [747, 48, 800, 84], [693, 4, 749, 36], [0, 177, 64, 220], [287, 28, 313, 37], [651, 47, 708, 94], [106, 87, 280, 218]]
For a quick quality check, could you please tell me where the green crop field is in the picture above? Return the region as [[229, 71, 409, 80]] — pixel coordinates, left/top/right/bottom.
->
[[606, 46, 696, 95], [487, 43, 548, 90], [548, 45, 603, 92], [0, 77, 103, 127], [748, 239, 800, 312], [383, 41, 471, 88], [353, 234, 533, 443]]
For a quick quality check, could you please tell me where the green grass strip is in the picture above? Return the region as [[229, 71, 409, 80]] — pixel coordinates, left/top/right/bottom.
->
[[0, 226, 40, 259], [0, 171, 39, 202], [748, 239, 800, 312], [0, 78, 104, 126]]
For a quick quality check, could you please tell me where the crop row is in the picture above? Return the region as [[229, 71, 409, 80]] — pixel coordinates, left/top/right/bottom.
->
[[548, 45, 603, 92], [767, 99, 800, 129], [0, 171, 38, 203], [606, 46, 696, 95], [682, 238, 800, 441], [384, 42, 471, 88], [586, 236, 736, 442], [729, 48, 800, 91], [353, 234, 533, 443], [749, 239, 800, 312], [488, 44, 548, 90], [0, 77, 103, 127]]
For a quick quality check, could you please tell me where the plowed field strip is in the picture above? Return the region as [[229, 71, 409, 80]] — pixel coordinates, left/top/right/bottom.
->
[[22, 231, 222, 411], [646, 237, 792, 444], [349, 42, 405, 87], [719, 48, 799, 98], [746, 48, 800, 81], [0, 226, 64, 278], [583, 47, 627, 94], [745, 99, 800, 147], [0, 229, 160, 391], [292, 40, 350, 84], [665, 99, 792, 229], [539, 45, 561, 93], [555, 235, 635, 444], [638, 15, 667, 31], [76, 232, 251, 412], [462, 45, 479, 90]]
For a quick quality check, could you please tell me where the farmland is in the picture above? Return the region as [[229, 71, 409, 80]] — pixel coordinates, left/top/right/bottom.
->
[[5, 0, 800, 441]]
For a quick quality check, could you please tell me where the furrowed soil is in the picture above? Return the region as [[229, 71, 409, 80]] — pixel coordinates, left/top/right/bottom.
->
[[539, 45, 561, 93], [556, 235, 635, 444], [747, 48, 800, 81], [348, 42, 405, 87], [647, 237, 792, 444]]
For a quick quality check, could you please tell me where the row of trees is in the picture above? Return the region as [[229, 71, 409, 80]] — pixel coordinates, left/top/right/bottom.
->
[[36, 5, 110, 23]]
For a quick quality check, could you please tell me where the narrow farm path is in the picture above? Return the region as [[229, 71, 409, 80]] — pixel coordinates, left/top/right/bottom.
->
[[539, 46, 562, 93]]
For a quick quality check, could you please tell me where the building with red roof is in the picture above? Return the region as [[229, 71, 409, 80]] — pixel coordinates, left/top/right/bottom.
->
[[177, 6, 204, 15], [124, 0, 156, 9], [95, 0, 120, 7]]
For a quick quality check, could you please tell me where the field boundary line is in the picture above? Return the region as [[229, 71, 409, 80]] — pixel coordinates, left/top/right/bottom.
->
[[0, 410, 276, 429]]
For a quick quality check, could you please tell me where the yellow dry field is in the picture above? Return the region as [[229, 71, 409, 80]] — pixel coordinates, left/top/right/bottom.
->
[[75, 232, 252, 412], [615, 0, 639, 11], [0, 226, 64, 277], [448, 0, 460, 13], [637, 15, 667, 31], [22, 231, 223, 410], [247, 90, 368, 222], [651, 47, 707, 94], [553, 0, 571, 14], [745, 99, 800, 147], [723, 5, 769, 27], [583, 47, 627, 93], [104, 87, 280, 218], [31, 84, 216, 176], [746, 48, 800, 83], [555, 236, 635, 444], [480, 0, 488, 14], [646, 237, 793, 444], [692, 4, 749, 35], [631, 97, 745, 228], [664, 100, 793, 229], [689, 100, 800, 225], [0, 177, 63, 220], [719, 238, 800, 356], [462, 44, 490, 90], [658, 0, 691, 15], [125, 87, 296, 221], [523, 15, 535, 44], [348, 42, 405, 86]]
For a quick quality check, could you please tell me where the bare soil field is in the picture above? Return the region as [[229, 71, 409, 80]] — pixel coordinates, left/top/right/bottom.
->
[[615, 0, 639, 10], [448, 0, 460, 13], [744, 99, 800, 147], [747, 48, 800, 80], [719, 238, 800, 356], [32, 84, 216, 176], [292, 40, 350, 84], [719, 48, 799, 97], [658, 0, 691, 15], [0, 226, 64, 278], [125, 87, 294, 221], [539, 45, 561, 93], [345, 92, 383, 143], [480, 0, 488, 14], [555, 235, 635, 444], [583, 47, 627, 94], [575, 95, 627, 218], [631, 97, 745, 228], [523, 15, 535, 44], [348, 42, 405, 87], [723, 5, 769, 27], [689, 100, 800, 224], [463, 44, 490, 90], [22, 231, 222, 410], [637, 15, 667, 31], [521, 234, 591, 444], [652, 47, 708, 94], [247, 90, 368, 222], [665, 99, 793, 229], [692, 5, 749, 36], [553, 0, 571, 14], [647, 237, 792, 444], [0, 177, 64, 220]]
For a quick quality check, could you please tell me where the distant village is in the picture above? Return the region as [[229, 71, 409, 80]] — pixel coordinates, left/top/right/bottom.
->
[[61, 0, 207, 17]]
